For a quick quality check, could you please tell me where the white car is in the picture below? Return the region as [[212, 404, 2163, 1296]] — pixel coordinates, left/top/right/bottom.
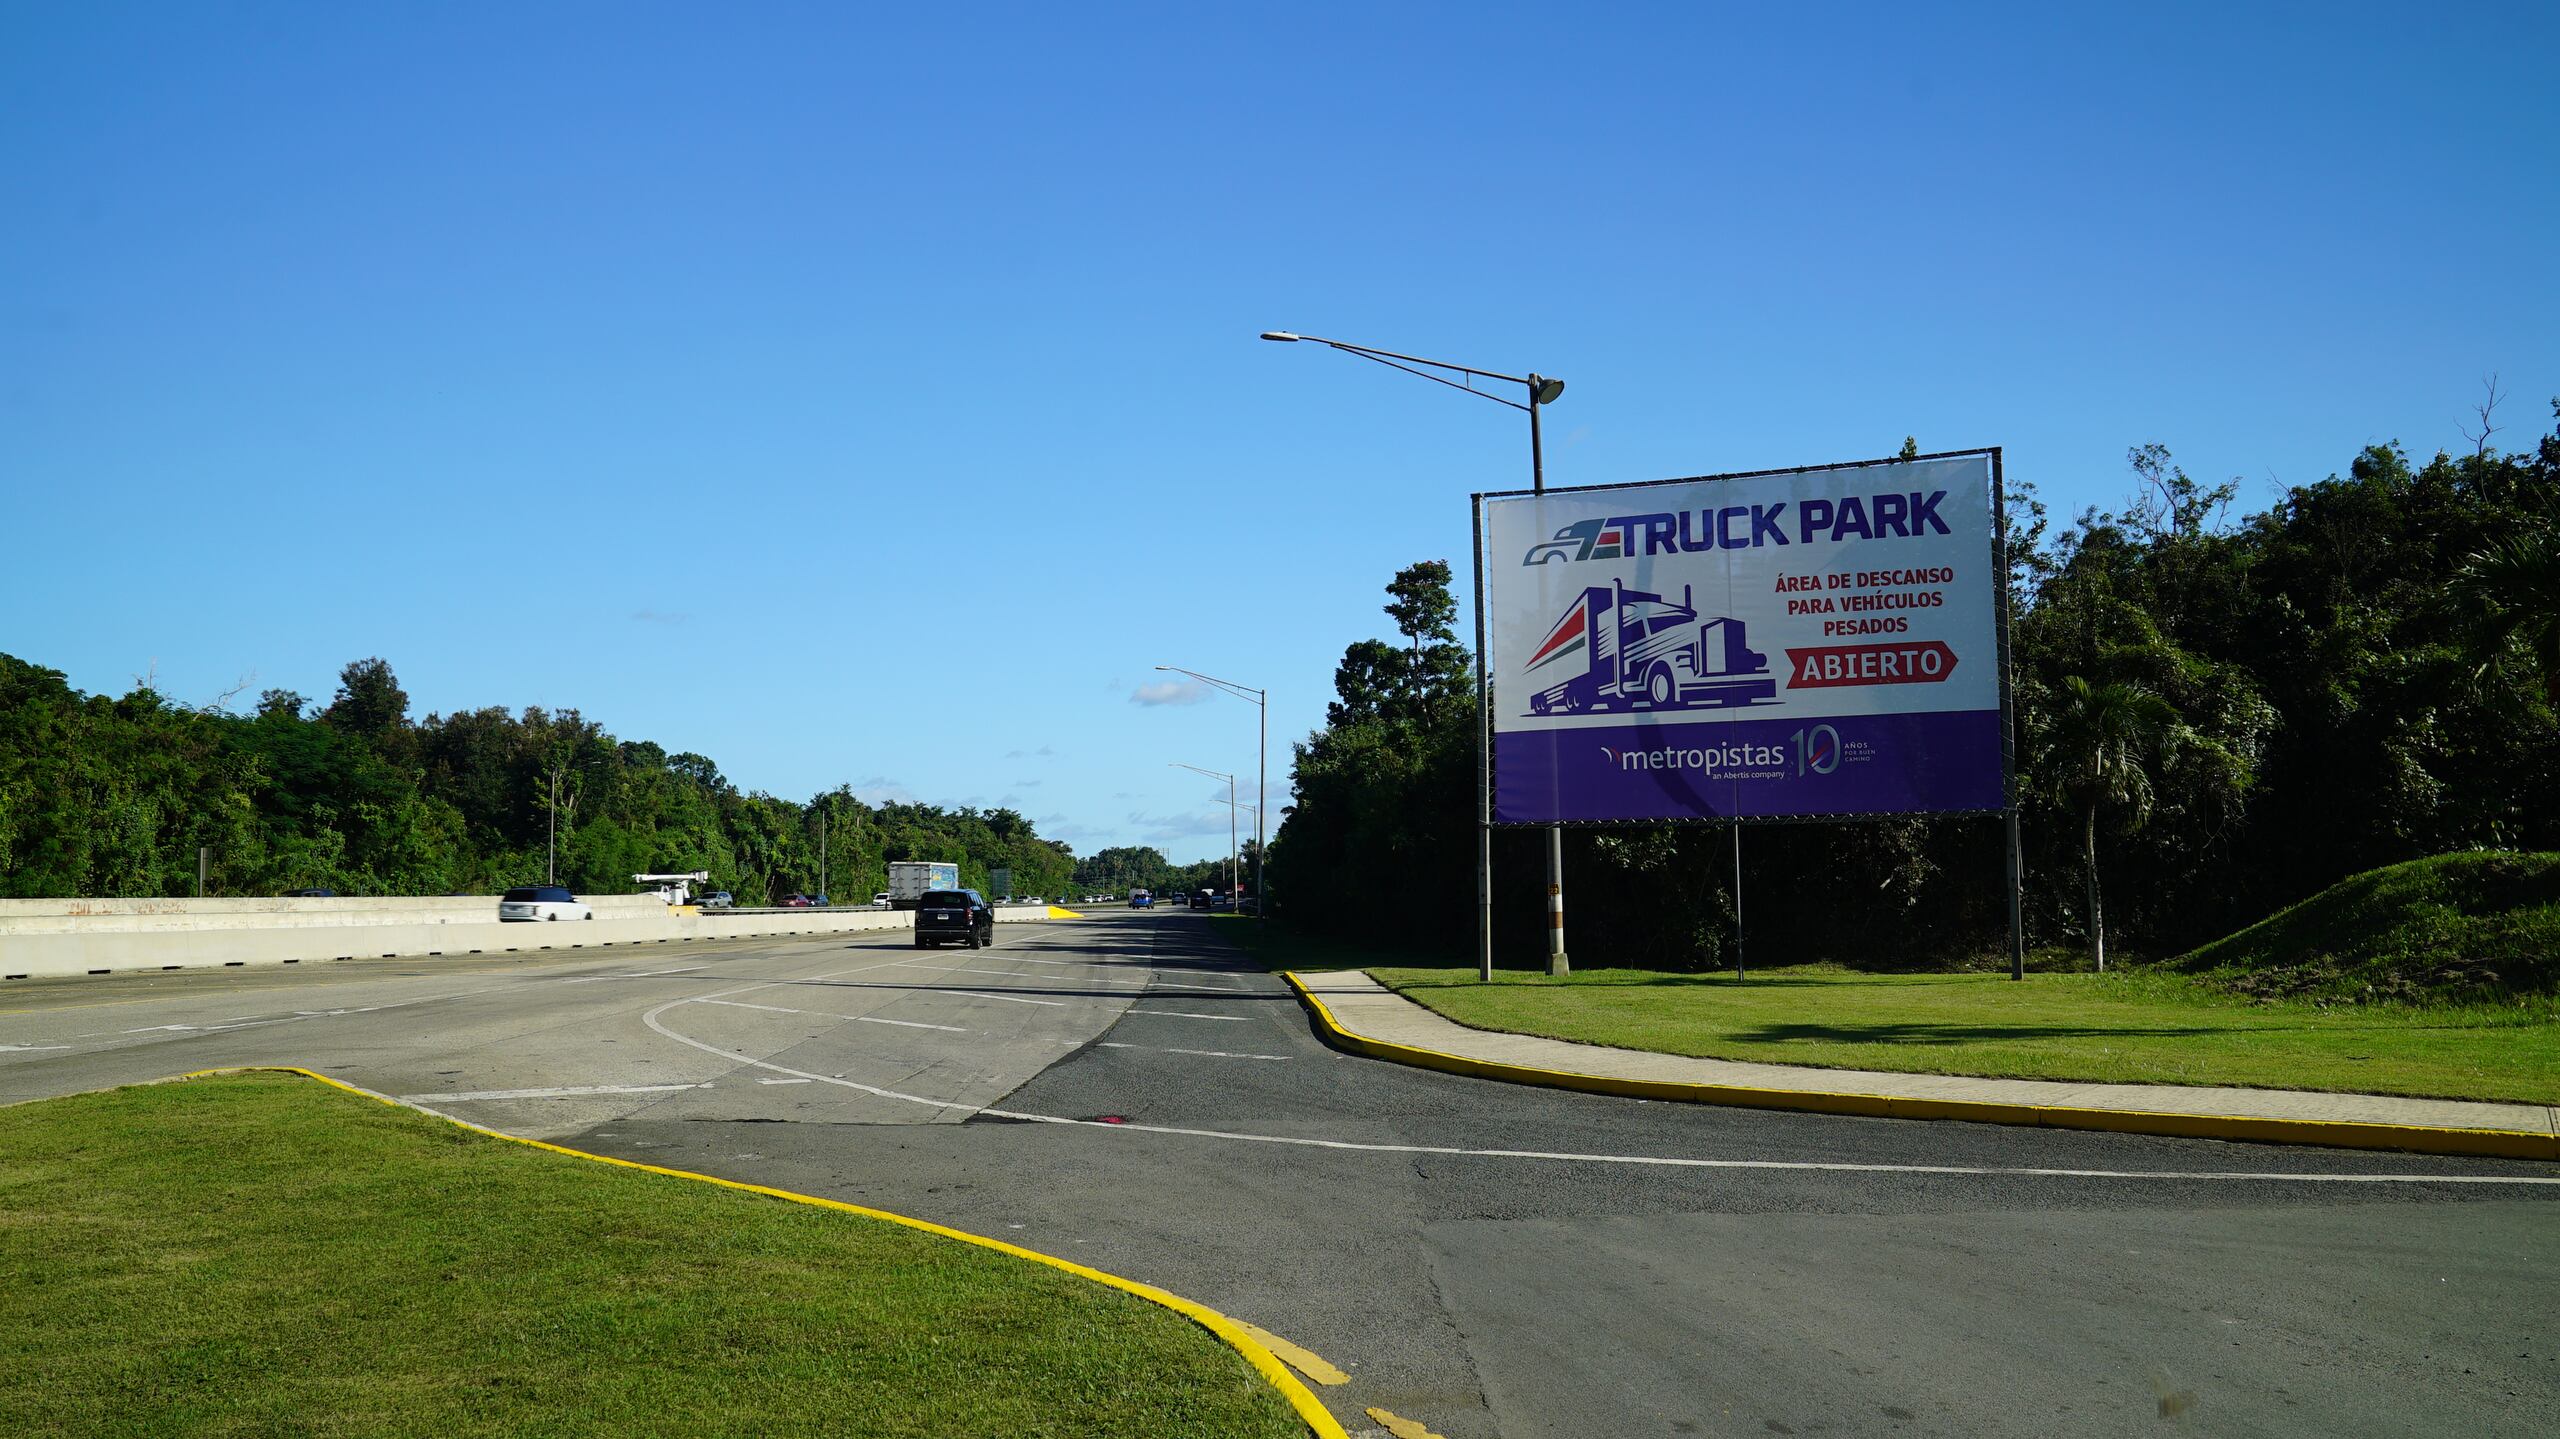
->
[[500, 884, 594, 922]]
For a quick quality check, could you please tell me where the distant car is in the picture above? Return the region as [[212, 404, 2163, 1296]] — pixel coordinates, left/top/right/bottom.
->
[[500, 885, 593, 922], [282, 887, 335, 898], [778, 893, 814, 907], [871, 892, 892, 908], [914, 888, 995, 949], [1024, 895, 1043, 904], [808, 893, 830, 907], [695, 891, 735, 910], [1129, 889, 1153, 909]]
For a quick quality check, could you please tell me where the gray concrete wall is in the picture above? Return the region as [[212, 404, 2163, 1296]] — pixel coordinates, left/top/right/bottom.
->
[[0, 903, 1074, 981]]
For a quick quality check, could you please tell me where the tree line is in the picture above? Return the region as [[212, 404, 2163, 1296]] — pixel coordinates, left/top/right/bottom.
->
[[0, 657, 1076, 904], [1268, 406, 2560, 969]]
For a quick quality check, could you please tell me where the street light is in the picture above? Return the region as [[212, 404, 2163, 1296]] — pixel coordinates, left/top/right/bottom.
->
[[1157, 665, 1265, 917], [1260, 329, 1568, 982], [1169, 762, 1241, 906]]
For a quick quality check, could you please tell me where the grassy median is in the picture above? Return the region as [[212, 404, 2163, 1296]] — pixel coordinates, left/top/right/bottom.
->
[[1214, 923, 2559, 1105], [0, 1072, 1303, 1439]]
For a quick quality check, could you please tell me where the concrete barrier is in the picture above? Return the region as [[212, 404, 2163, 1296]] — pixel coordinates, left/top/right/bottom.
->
[[0, 897, 1070, 982]]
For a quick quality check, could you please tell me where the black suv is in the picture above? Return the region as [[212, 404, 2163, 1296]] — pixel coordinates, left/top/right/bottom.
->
[[914, 888, 995, 949]]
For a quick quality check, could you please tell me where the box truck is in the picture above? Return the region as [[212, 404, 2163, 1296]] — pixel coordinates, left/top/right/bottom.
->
[[887, 861, 962, 910]]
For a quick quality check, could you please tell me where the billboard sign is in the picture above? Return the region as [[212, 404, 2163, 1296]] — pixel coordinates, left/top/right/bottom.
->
[[1479, 451, 2007, 824]]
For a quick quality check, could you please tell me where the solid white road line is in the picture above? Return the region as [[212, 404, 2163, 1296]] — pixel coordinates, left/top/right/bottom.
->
[[403, 1083, 710, 1102], [1120, 1009, 1250, 1022], [954, 991, 1069, 1007]]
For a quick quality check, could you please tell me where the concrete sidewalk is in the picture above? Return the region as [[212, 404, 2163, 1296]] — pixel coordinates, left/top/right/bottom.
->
[[1289, 970, 2560, 1160]]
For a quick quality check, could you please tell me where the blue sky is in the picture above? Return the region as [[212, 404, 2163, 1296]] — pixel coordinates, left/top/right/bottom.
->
[[5, 3, 2555, 862]]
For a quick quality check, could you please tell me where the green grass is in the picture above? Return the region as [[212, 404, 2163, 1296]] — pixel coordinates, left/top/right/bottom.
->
[[0, 1073, 1304, 1439], [1214, 922, 2559, 1105], [2172, 850, 2560, 1002]]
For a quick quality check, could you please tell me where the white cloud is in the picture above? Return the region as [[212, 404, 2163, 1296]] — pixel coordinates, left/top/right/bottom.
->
[[1126, 806, 1237, 844], [850, 775, 918, 805], [1131, 679, 1209, 707]]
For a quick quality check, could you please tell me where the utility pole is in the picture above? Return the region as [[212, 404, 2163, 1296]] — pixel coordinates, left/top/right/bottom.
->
[[1259, 330, 1567, 980], [1153, 667, 1267, 917], [818, 811, 828, 901], [198, 846, 208, 899]]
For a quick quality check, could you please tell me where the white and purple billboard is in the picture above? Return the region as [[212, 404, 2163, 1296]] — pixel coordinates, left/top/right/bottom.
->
[[1479, 452, 2008, 824]]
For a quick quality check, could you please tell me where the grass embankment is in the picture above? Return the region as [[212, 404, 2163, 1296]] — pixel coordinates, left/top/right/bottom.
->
[[2171, 850, 2560, 1002], [0, 1073, 1303, 1439], [1215, 862, 2560, 1104]]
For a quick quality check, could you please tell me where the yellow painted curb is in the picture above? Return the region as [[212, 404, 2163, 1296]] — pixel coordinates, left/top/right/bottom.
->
[[171, 1065, 1349, 1439], [1046, 906, 1086, 919], [1280, 973, 2560, 1163]]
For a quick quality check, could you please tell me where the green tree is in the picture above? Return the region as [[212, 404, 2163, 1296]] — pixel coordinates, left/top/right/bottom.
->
[[2447, 526, 2560, 708], [2042, 676, 2182, 971]]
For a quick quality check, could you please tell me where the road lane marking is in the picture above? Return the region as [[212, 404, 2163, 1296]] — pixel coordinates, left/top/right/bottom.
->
[[0, 1044, 74, 1051], [1121, 1009, 1249, 1022], [955, 991, 1068, 1007], [1367, 1406, 1448, 1439], [636, 996, 2560, 1186], [1232, 1320, 1350, 1385], [1098, 1042, 1289, 1061], [401, 1083, 710, 1102], [1000, 956, 1256, 984], [757, 1077, 812, 1085], [698, 998, 967, 1032], [895, 960, 1245, 996]]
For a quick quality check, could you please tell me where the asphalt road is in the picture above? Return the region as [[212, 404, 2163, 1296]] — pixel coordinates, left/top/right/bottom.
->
[[5, 912, 2555, 1438]]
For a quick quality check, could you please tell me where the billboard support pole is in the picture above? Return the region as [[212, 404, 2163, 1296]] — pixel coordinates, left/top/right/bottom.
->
[[1731, 823, 1745, 979], [1531, 380, 1570, 978], [1471, 497, 1494, 984], [1992, 446, 2026, 982], [2006, 811, 2025, 981]]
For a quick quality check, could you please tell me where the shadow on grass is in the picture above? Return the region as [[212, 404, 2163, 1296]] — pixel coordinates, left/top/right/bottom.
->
[[1732, 1019, 2230, 1046], [1387, 969, 1982, 991]]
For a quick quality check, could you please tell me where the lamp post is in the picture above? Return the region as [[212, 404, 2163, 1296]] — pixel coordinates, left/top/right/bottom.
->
[[1169, 763, 1241, 905], [1157, 666, 1265, 916], [1260, 330, 1568, 981]]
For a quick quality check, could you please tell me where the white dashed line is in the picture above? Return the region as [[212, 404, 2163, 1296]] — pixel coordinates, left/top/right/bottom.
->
[[1120, 1009, 1249, 1022], [697, 998, 967, 1032], [1098, 1042, 1289, 1061]]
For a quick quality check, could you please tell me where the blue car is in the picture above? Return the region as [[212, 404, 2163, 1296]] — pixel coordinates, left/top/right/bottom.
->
[[1129, 889, 1154, 908]]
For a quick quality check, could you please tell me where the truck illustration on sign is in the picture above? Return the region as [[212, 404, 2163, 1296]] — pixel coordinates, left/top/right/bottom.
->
[[1521, 580, 1778, 715]]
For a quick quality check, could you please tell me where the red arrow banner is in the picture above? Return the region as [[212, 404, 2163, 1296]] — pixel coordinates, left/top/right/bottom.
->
[[1785, 640, 1960, 689]]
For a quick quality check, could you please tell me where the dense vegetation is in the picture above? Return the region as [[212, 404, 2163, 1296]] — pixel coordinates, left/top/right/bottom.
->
[[1069, 844, 1261, 902], [1269, 407, 2560, 978], [0, 656, 1077, 903]]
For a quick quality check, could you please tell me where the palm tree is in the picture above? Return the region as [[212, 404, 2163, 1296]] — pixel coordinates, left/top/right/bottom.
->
[[2045, 676, 2181, 972], [2447, 528, 2560, 708]]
